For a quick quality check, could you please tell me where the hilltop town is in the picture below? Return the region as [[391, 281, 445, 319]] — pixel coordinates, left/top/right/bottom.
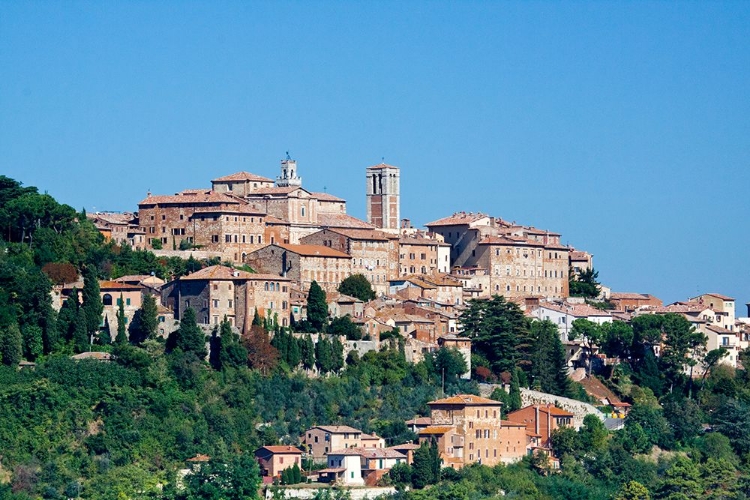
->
[[1, 159, 749, 499]]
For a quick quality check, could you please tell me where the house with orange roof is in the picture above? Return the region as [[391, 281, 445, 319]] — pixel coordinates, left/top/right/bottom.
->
[[418, 394, 527, 468], [211, 171, 275, 197], [608, 292, 663, 312], [398, 232, 451, 276], [245, 243, 353, 294], [254, 445, 303, 479], [506, 404, 575, 450]]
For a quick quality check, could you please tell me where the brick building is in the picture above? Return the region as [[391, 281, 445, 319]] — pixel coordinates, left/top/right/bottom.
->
[[366, 163, 400, 232], [88, 212, 147, 250]]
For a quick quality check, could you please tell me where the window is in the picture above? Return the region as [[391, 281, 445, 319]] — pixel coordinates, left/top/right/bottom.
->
[[126, 298, 131, 306], [103, 294, 113, 306], [213, 299, 219, 308]]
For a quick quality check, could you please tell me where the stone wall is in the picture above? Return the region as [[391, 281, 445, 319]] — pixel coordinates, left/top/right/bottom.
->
[[478, 384, 604, 429], [265, 486, 397, 500]]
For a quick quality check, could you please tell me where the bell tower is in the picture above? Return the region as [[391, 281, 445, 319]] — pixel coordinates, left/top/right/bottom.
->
[[276, 152, 302, 188], [366, 163, 400, 232]]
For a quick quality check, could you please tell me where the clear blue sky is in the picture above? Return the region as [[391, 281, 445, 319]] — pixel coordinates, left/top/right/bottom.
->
[[1, 1, 748, 307]]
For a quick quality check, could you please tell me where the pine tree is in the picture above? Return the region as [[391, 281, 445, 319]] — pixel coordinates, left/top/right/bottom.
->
[[81, 266, 103, 338], [306, 281, 328, 332], [115, 293, 128, 344], [0, 323, 23, 366]]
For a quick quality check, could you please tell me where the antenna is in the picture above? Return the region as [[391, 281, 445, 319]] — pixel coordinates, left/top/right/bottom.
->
[[323, 185, 327, 193]]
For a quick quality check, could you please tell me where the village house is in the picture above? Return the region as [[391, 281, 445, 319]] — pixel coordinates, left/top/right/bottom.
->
[[245, 243, 353, 294], [327, 292, 365, 320], [300, 227, 399, 295], [160, 265, 291, 331], [88, 212, 147, 250], [417, 394, 528, 469], [530, 301, 614, 343], [303, 425, 364, 462], [608, 292, 663, 312], [506, 404, 575, 450], [254, 446, 303, 480], [398, 232, 451, 276], [321, 447, 407, 486]]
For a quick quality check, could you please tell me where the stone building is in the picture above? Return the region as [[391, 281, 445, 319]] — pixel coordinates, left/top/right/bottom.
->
[[418, 394, 527, 468], [161, 265, 291, 331], [300, 228, 398, 295], [506, 404, 574, 449], [425, 212, 572, 300], [245, 243, 353, 294], [88, 212, 147, 250], [211, 171, 275, 197], [366, 163, 400, 232], [398, 232, 451, 276]]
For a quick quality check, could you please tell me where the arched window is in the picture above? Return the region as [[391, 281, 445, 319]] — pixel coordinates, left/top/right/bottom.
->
[[102, 294, 113, 306], [264, 282, 269, 291]]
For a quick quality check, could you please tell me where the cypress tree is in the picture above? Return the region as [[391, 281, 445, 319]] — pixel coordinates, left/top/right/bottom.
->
[[57, 290, 79, 342], [0, 323, 23, 366], [306, 281, 328, 332], [167, 308, 207, 359], [301, 334, 315, 370], [315, 335, 332, 373], [73, 307, 89, 353], [219, 316, 247, 369], [81, 266, 103, 338], [100, 316, 112, 344], [331, 335, 344, 373], [130, 294, 158, 345], [287, 331, 301, 368], [509, 367, 523, 412], [115, 293, 128, 344]]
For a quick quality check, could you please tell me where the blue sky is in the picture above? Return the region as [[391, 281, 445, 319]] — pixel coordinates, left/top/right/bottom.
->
[[1, 1, 748, 307]]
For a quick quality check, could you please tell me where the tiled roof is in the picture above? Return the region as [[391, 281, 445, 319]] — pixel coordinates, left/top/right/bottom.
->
[[99, 281, 142, 290], [212, 172, 273, 183], [418, 426, 455, 435], [428, 394, 500, 406], [312, 192, 345, 202], [610, 292, 652, 300], [360, 433, 382, 441], [256, 446, 302, 454], [246, 273, 291, 281], [180, 265, 256, 281], [318, 213, 375, 229], [399, 236, 450, 246], [388, 443, 420, 451], [275, 243, 351, 258], [139, 190, 239, 206], [314, 425, 362, 434], [425, 212, 490, 227], [696, 293, 735, 302], [322, 228, 391, 241], [500, 420, 527, 427], [536, 302, 612, 318], [569, 251, 590, 260], [251, 186, 306, 196]]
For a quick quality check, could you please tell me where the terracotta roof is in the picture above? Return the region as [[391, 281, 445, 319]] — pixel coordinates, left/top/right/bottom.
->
[[212, 172, 273, 183], [251, 186, 307, 196], [418, 426, 454, 435], [313, 425, 362, 434], [361, 433, 382, 441], [312, 192, 345, 202], [317, 467, 346, 473], [399, 236, 450, 246], [508, 405, 574, 418], [180, 265, 255, 281], [264, 215, 289, 225], [428, 394, 500, 406], [610, 292, 653, 300], [276, 243, 350, 258], [696, 293, 735, 302], [246, 273, 291, 281], [318, 213, 375, 229], [500, 420, 527, 427], [187, 454, 211, 462], [535, 302, 612, 318], [139, 190, 240, 206], [367, 162, 399, 170], [569, 251, 590, 260], [359, 448, 406, 459], [256, 446, 302, 454], [388, 443, 421, 451], [98, 281, 142, 291], [321, 228, 391, 241], [71, 351, 114, 361], [425, 212, 490, 227]]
